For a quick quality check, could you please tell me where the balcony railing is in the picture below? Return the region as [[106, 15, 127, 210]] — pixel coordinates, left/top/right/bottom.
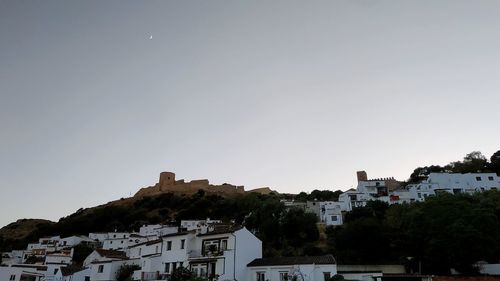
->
[[133, 270, 168, 281]]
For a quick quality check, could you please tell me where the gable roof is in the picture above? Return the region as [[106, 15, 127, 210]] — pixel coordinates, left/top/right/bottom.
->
[[247, 255, 336, 267], [95, 249, 127, 259]]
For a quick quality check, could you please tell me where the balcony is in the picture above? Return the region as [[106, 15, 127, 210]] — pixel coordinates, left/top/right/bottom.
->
[[188, 249, 226, 260]]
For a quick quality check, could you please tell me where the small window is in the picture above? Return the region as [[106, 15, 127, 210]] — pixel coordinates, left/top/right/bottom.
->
[[173, 262, 177, 271], [98, 265, 104, 273], [110, 241, 113, 244], [221, 240, 227, 251], [489, 176, 494, 181], [54, 268, 58, 274], [167, 241, 172, 251], [257, 272, 265, 281], [10, 275, 15, 281], [165, 263, 170, 273], [120, 241, 123, 244], [181, 239, 185, 250], [476, 177, 482, 181], [331, 216, 337, 221], [113, 234, 116, 238], [323, 272, 331, 281], [156, 245, 159, 253], [280, 272, 288, 281]]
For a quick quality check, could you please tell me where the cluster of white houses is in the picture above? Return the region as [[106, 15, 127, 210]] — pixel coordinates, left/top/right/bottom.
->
[[285, 171, 500, 227], [0, 220, 339, 281]]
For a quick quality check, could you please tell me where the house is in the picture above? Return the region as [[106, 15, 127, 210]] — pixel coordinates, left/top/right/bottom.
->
[[319, 202, 343, 226], [58, 236, 98, 249], [53, 266, 90, 281], [180, 219, 222, 231], [247, 255, 337, 281], [0, 264, 47, 281], [45, 250, 73, 281], [139, 224, 178, 237], [131, 226, 262, 281], [83, 249, 128, 267], [408, 172, 500, 197], [90, 258, 140, 281]]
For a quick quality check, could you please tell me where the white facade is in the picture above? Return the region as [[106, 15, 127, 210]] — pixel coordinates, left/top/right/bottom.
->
[[319, 202, 343, 226], [90, 259, 139, 281], [247, 256, 337, 281], [139, 225, 178, 237], [180, 219, 222, 231], [0, 265, 46, 281]]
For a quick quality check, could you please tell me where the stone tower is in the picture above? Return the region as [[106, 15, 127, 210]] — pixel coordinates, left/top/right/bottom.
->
[[159, 171, 176, 189], [357, 171, 368, 182]]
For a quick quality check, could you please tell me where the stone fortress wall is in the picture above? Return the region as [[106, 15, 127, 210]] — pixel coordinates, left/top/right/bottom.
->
[[134, 171, 246, 198]]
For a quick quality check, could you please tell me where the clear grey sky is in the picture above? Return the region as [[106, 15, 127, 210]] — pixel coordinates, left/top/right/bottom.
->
[[1, 0, 499, 227]]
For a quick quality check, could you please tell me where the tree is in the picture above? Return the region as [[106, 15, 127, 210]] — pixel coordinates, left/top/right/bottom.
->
[[72, 244, 94, 266], [490, 150, 500, 174], [115, 264, 141, 281], [170, 266, 204, 281]]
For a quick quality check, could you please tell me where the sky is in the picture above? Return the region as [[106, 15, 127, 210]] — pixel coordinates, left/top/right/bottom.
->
[[1, 0, 499, 228]]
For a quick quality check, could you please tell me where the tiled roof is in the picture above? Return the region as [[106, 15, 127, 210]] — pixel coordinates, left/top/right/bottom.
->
[[60, 266, 85, 276], [95, 249, 127, 259], [247, 255, 336, 267], [161, 231, 194, 238], [129, 239, 163, 248]]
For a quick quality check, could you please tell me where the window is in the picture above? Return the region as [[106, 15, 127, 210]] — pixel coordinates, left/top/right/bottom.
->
[[476, 177, 482, 181], [256, 272, 265, 281], [98, 265, 104, 273], [221, 240, 227, 251], [167, 241, 172, 251], [10, 275, 15, 281], [331, 216, 337, 221], [418, 193, 422, 198], [489, 176, 494, 181], [181, 239, 185, 250], [172, 262, 177, 271], [85, 277, 90, 281], [156, 246, 159, 253], [139, 248, 142, 256], [113, 234, 116, 238], [165, 263, 170, 273], [110, 241, 113, 244], [54, 268, 59, 274], [280, 272, 289, 281], [120, 240, 123, 244], [323, 272, 331, 281]]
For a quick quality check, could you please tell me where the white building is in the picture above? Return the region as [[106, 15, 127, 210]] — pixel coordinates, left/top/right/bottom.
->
[[83, 249, 128, 267], [246, 255, 337, 281], [131, 226, 262, 281], [180, 219, 222, 231], [58, 236, 97, 248], [45, 251, 73, 281], [54, 267, 90, 281], [139, 225, 178, 237], [408, 172, 500, 197], [319, 202, 343, 226], [0, 264, 47, 281]]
